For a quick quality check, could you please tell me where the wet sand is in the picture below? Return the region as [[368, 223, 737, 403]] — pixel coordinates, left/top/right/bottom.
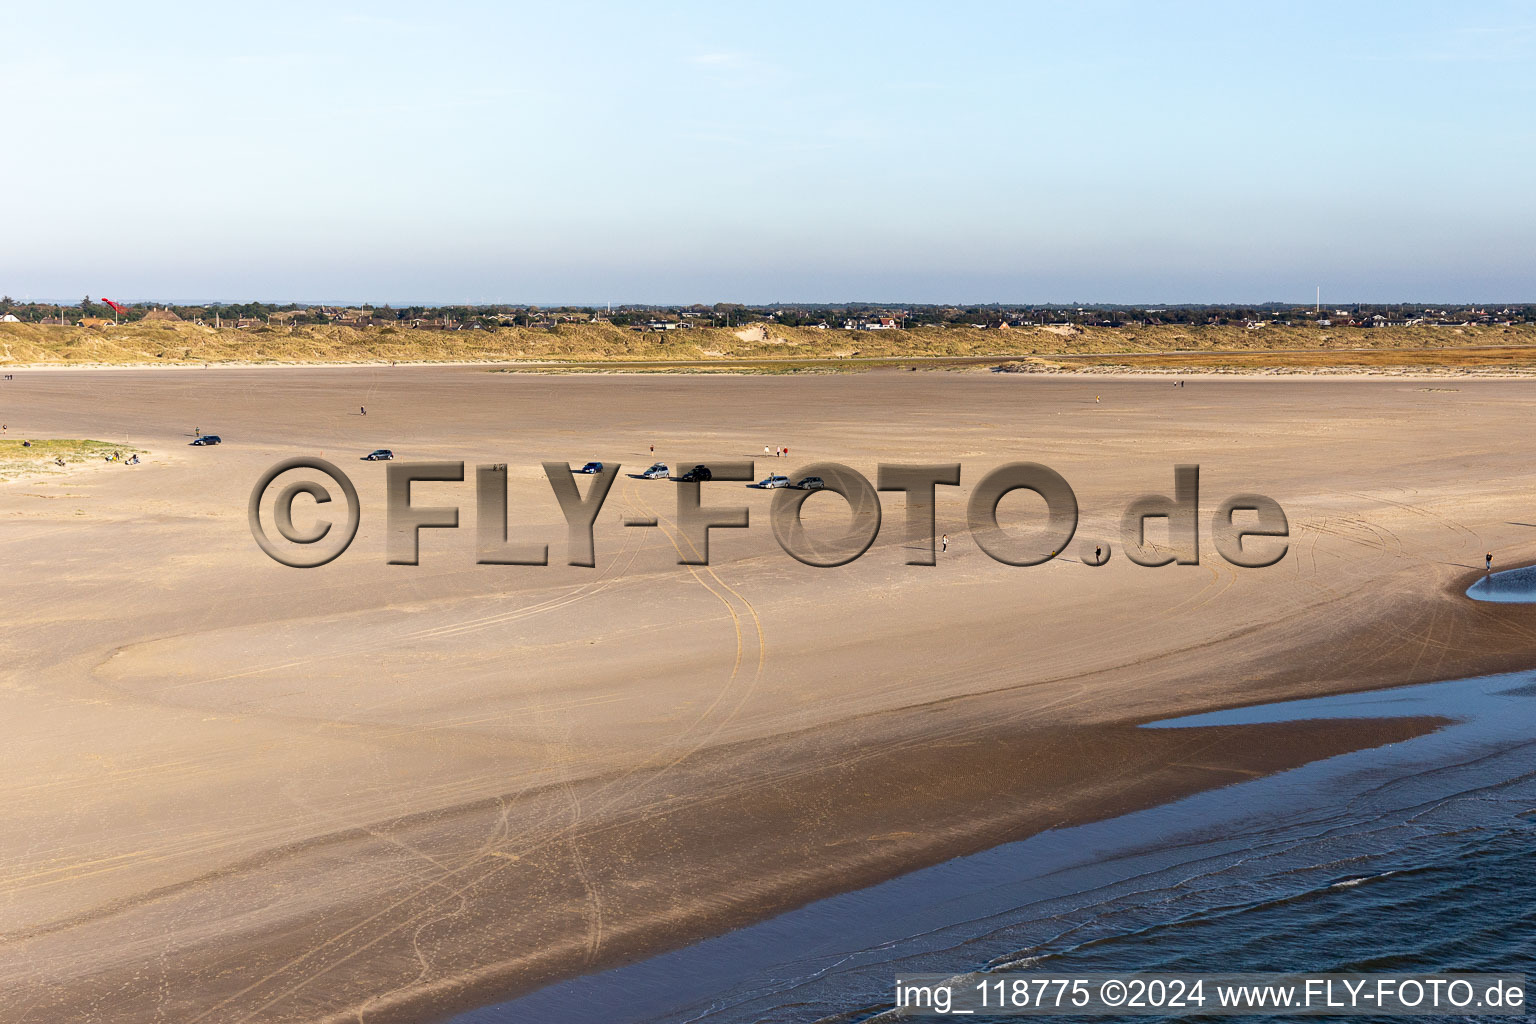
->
[[1, 368, 1534, 1022]]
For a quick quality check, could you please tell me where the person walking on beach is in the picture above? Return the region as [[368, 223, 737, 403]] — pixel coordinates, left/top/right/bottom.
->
[[360, 405, 366, 416], [1095, 545, 1102, 565], [941, 533, 949, 554], [1486, 552, 1493, 572]]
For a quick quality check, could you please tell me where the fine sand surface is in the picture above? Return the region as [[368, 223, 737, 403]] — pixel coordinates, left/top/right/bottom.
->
[[1, 368, 1534, 1023]]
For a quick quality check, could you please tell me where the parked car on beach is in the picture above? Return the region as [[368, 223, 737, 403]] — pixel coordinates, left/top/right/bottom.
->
[[189, 435, 222, 446], [679, 464, 713, 482], [641, 463, 669, 479], [793, 476, 825, 490], [754, 474, 791, 488], [361, 449, 394, 461], [577, 461, 603, 474]]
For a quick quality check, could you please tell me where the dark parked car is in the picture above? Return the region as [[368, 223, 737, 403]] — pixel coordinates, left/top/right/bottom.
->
[[577, 461, 604, 474], [361, 449, 394, 461], [794, 476, 825, 490], [189, 435, 222, 446], [679, 464, 713, 482]]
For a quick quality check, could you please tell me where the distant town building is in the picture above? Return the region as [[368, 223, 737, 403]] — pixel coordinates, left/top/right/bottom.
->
[[142, 307, 182, 322]]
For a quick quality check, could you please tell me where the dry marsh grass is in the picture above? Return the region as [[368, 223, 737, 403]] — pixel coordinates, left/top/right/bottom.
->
[[2, 320, 1533, 370]]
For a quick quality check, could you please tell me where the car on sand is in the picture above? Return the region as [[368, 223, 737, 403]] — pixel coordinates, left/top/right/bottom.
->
[[189, 435, 222, 446], [754, 474, 791, 488], [641, 463, 669, 479], [679, 464, 713, 482], [793, 476, 826, 490], [361, 449, 394, 461], [577, 461, 604, 474]]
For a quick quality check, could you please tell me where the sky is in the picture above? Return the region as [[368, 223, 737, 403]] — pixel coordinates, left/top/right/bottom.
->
[[3, 1, 1533, 305]]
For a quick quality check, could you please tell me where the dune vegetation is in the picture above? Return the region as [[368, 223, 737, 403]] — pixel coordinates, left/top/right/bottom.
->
[[2, 319, 1534, 370]]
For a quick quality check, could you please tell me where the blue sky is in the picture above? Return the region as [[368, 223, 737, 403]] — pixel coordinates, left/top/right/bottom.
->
[[4, 1, 1533, 304]]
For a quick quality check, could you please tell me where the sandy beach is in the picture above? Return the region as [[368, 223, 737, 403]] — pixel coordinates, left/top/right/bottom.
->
[[2, 366, 1534, 1023]]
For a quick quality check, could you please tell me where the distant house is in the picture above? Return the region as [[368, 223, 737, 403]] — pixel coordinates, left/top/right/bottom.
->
[[39, 316, 70, 326], [234, 317, 263, 329], [0, 313, 20, 323], [142, 307, 182, 322]]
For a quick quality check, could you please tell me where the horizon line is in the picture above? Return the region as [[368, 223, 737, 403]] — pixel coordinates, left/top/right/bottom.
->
[[11, 297, 1535, 309]]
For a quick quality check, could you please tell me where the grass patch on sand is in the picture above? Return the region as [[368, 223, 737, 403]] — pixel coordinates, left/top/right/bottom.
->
[[0, 439, 144, 480]]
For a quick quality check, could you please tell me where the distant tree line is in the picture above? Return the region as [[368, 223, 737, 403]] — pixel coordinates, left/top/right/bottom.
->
[[1, 295, 1532, 327]]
